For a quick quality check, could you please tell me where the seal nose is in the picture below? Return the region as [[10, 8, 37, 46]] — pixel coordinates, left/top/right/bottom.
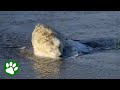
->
[[59, 55, 63, 58]]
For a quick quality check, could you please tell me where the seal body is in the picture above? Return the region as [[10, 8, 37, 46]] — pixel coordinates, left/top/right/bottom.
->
[[32, 24, 65, 59]]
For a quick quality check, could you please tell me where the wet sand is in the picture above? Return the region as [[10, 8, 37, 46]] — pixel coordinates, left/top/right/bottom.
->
[[0, 11, 120, 79]]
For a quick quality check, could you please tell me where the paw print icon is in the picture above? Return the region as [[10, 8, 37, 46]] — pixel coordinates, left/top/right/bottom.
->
[[4, 60, 19, 76]]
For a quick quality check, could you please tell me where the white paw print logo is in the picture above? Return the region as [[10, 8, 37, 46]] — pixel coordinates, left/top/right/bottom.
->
[[4, 60, 19, 76]]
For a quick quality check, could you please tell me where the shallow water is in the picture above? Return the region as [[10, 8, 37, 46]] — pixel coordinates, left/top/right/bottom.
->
[[1, 11, 120, 79]]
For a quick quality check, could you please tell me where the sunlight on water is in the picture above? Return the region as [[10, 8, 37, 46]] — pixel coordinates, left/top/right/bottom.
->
[[18, 47, 62, 78]]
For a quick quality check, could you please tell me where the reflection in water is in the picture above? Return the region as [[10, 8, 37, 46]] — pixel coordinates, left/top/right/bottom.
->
[[32, 58, 62, 79], [18, 48, 62, 79]]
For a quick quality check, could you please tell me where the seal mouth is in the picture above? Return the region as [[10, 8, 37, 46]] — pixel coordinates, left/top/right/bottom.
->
[[55, 54, 63, 59], [57, 55, 63, 59], [58, 57, 63, 60]]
